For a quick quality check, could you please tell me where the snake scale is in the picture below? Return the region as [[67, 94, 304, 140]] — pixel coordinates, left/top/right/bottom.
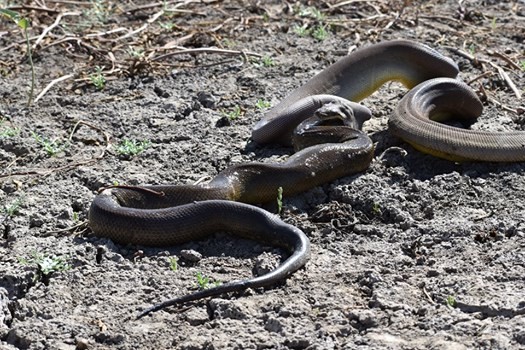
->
[[88, 40, 524, 318]]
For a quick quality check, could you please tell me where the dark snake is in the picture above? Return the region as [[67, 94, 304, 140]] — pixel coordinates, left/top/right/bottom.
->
[[88, 40, 525, 318]]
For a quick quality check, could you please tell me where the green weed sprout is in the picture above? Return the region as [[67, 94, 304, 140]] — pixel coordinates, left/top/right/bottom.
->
[[298, 6, 325, 21], [0, 9, 35, 106], [224, 105, 242, 120], [293, 24, 329, 41], [446, 295, 457, 308], [31, 131, 67, 156], [195, 272, 220, 290], [127, 46, 144, 59], [90, 66, 106, 90], [312, 25, 329, 41], [19, 252, 71, 278], [261, 56, 274, 67], [2, 196, 24, 217], [255, 99, 271, 110], [169, 257, 178, 271], [372, 202, 382, 215], [0, 119, 20, 137], [293, 24, 310, 37], [116, 139, 150, 157]]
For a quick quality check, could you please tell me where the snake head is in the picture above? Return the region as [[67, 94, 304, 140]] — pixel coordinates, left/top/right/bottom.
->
[[313, 101, 358, 128], [292, 102, 363, 151]]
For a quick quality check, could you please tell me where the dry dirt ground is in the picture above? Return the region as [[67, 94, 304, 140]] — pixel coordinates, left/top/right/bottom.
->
[[1, 1, 525, 349]]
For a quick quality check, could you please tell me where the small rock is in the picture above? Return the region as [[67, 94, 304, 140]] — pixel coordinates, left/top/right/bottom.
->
[[57, 207, 73, 220], [6, 328, 32, 349], [253, 252, 279, 277], [75, 337, 90, 350], [180, 249, 202, 262], [284, 338, 310, 349], [215, 116, 231, 128], [264, 316, 283, 333], [153, 86, 170, 98], [348, 309, 380, 329], [184, 307, 209, 326], [209, 298, 249, 320], [93, 332, 125, 345], [29, 213, 45, 228], [196, 91, 216, 108], [426, 269, 440, 277], [0, 288, 11, 328], [106, 252, 125, 263]]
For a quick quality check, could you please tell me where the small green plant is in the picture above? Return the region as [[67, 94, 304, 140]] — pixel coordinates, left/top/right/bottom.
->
[[293, 23, 329, 40], [116, 139, 150, 156], [0, 120, 20, 137], [297, 6, 325, 21], [169, 257, 178, 271], [2, 197, 24, 217], [223, 105, 242, 120], [490, 17, 497, 30], [260, 56, 274, 67], [468, 44, 476, 55], [255, 99, 271, 110], [90, 66, 106, 90], [446, 295, 457, 308], [0, 9, 35, 106], [159, 21, 175, 30], [31, 131, 67, 156], [312, 25, 329, 41], [372, 202, 382, 215], [277, 186, 283, 215], [127, 46, 144, 59], [19, 252, 71, 277], [221, 38, 235, 48], [520, 60, 525, 71], [251, 56, 275, 68], [195, 272, 220, 290], [85, 0, 111, 24], [293, 24, 310, 37]]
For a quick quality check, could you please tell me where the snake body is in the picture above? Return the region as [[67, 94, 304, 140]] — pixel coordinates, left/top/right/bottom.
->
[[252, 40, 460, 145], [88, 40, 524, 317], [391, 77, 525, 162]]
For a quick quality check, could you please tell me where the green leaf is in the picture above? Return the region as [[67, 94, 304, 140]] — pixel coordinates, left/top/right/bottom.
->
[[18, 17, 30, 29], [0, 9, 20, 21], [0, 9, 30, 29]]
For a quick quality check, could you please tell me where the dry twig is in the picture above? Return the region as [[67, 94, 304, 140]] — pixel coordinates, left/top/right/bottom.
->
[[34, 73, 75, 103], [32, 11, 81, 49], [0, 120, 111, 179], [445, 46, 522, 99], [151, 47, 262, 62]]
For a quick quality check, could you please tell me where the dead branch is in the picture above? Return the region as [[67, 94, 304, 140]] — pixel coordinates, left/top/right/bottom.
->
[[489, 51, 523, 71], [445, 46, 522, 99], [151, 47, 262, 62], [32, 11, 81, 50], [34, 73, 75, 103], [85, 28, 129, 38], [6, 5, 60, 15], [0, 120, 111, 179]]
